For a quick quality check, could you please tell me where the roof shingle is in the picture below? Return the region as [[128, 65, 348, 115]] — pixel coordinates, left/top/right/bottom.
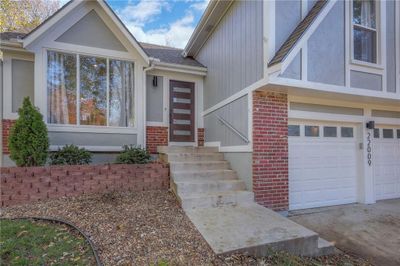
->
[[268, 0, 328, 67]]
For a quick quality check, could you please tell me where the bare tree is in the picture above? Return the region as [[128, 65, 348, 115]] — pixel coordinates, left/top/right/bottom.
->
[[0, 0, 60, 33]]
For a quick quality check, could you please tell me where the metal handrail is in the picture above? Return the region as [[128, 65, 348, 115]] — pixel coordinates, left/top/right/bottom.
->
[[215, 114, 250, 143]]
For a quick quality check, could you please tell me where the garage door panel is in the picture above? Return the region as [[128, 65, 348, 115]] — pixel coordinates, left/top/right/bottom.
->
[[289, 124, 359, 210], [373, 132, 400, 201]]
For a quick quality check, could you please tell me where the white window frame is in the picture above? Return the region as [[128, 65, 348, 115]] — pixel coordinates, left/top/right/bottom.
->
[[350, 0, 383, 68], [45, 48, 137, 133]]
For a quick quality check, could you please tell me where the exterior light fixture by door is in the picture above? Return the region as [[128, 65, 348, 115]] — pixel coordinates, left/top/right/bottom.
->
[[366, 121, 375, 129], [152, 76, 158, 87]]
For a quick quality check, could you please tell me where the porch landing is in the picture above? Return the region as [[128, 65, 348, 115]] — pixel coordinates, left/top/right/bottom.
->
[[158, 146, 336, 257]]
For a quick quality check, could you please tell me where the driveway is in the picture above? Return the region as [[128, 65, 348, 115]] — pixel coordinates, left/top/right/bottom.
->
[[289, 199, 400, 266]]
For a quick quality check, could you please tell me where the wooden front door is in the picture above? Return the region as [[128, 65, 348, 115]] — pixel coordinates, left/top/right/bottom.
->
[[169, 80, 195, 142]]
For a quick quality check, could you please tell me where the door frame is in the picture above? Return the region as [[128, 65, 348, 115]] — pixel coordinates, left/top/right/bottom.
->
[[168, 79, 196, 144]]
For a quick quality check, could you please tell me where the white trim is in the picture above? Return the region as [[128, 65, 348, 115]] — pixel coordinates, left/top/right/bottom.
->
[[48, 125, 138, 134], [204, 141, 252, 153], [50, 145, 123, 152], [301, 0, 308, 82], [146, 121, 165, 127], [281, 0, 337, 74], [202, 77, 268, 116], [270, 77, 400, 101], [154, 61, 207, 72], [396, 1, 400, 94], [289, 110, 364, 123], [152, 65, 207, 76], [264, 0, 275, 72]]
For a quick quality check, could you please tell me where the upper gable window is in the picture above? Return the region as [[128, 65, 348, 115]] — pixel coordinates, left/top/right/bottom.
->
[[352, 0, 378, 64], [47, 50, 135, 128]]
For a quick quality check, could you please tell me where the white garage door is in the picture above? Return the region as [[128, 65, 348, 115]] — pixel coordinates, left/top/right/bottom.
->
[[373, 128, 400, 200], [289, 123, 359, 210]]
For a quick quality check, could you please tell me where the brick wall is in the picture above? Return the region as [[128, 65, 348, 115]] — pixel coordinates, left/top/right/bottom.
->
[[252, 91, 288, 211], [1, 163, 169, 207], [146, 126, 168, 154], [2, 119, 16, 154], [198, 128, 204, 146]]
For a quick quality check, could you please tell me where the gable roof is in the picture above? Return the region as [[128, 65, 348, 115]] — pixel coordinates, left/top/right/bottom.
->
[[140, 42, 204, 68], [21, 0, 149, 64], [268, 0, 328, 67]]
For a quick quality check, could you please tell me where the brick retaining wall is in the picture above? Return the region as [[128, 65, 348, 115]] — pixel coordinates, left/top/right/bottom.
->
[[1, 163, 169, 207], [252, 91, 289, 211]]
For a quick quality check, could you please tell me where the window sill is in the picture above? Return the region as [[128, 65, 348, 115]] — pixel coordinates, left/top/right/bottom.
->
[[350, 59, 384, 71], [47, 124, 138, 134]]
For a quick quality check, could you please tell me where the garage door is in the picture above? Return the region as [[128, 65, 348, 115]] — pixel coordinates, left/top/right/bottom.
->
[[289, 123, 359, 210], [373, 128, 400, 200]]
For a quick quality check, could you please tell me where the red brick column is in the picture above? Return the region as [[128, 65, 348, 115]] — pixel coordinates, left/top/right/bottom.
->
[[252, 91, 288, 211], [2, 119, 16, 154], [146, 126, 168, 154], [197, 128, 204, 146]]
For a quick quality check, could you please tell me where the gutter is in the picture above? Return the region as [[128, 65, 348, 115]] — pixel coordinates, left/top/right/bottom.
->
[[142, 58, 157, 150]]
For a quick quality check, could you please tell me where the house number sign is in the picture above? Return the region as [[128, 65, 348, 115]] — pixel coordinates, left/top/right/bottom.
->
[[367, 132, 372, 166]]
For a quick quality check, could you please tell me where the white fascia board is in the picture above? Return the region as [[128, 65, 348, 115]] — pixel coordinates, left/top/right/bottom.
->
[[152, 62, 207, 76], [279, 0, 338, 75]]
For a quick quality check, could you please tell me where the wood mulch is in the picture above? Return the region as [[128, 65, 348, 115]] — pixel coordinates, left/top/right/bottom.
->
[[0, 190, 372, 266]]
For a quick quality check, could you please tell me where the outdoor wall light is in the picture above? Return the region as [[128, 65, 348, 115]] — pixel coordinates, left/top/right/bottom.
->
[[366, 121, 375, 129], [152, 76, 158, 87]]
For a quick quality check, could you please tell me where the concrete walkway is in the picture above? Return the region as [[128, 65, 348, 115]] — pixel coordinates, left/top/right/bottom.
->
[[186, 203, 335, 257], [290, 199, 400, 266], [158, 146, 335, 257]]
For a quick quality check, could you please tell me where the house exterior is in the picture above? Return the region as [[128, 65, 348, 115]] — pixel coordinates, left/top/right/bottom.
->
[[1, 0, 399, 211]]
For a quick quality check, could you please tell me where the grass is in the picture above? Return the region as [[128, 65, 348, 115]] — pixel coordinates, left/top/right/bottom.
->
[[0, 219, 96, 266]]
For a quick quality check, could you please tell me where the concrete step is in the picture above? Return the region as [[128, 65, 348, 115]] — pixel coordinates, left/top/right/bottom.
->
[[173, 179, 247, 195], [185, 203, 320, 257], [311, 238, 338, 257], [160, 152, 224, 163], [179, 191, 254, 210], [172, 169, 238, 182], [170, 161, 230, 172], [158, 146, 218, 154]]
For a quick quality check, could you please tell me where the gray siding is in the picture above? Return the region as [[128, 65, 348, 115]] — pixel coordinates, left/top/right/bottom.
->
[[146, 75, 163, 122], [49, 132, 137, 146], [275, 0, 301, 52], [350, 70, 382, 91], [372, 110, 400, 119], [386, 0, 396, 93], [56, 10, 127, 52], [224, 152, 252, 190], [12, 59, 34, 112], [281, 51, 301, 80], [204, 96, 248, 146], [197, 0, 263, 109], [307, 1, 345, 86], [290, 102, 364, 116]]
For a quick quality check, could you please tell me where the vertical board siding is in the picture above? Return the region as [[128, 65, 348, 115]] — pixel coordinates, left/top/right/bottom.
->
[[386, 0, 396, 93], [197, 0, 263, 110], [204, 95, 248, 147]]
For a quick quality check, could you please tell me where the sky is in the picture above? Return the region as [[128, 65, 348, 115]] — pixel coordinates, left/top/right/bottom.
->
[[60, 0, 210, 49]]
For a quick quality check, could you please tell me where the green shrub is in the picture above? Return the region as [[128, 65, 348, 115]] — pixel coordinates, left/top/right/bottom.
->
[[8, 97, 49, 166], [49, 144, 92, 165], [115, 145, 151, 164]]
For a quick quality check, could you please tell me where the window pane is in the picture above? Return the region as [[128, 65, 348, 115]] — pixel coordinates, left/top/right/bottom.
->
[[382, 129, 394, 139], [47, 51, 77, 124], [288, 125, 300, 136], [109, 60, 135, 127], [80, 56, 107, 126], [374, 128, 380, 138], [305, 126, 319, 137], [353, 0, 376, 28], [354, 26, 377, 63], [341, 127, 354, 138], [324, 126, 337, 137], [397, 129, 400, 139]]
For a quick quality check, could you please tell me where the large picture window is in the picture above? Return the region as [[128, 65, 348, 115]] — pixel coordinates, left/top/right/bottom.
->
[[47, 51, 135, 127], [352, 0, 378, 64]]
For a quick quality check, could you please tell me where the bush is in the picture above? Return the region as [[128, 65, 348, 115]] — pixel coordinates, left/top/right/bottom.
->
[[115, 145, 151, 164], [8, 97, 49, 166], [49, 144, 92, 165]]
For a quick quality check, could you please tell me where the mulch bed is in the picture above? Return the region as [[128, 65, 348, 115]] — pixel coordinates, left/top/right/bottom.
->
[[0, 190, 372, 265]]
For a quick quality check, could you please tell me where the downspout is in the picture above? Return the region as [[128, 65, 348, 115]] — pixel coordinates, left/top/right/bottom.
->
[[142, 58, 159, 150]]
